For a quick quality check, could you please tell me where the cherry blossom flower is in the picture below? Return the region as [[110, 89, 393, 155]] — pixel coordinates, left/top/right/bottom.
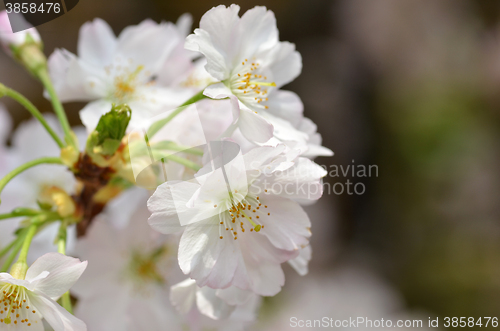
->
[[148, 144, 326, 296], [72, 189, 183, 331], [72, 189, 257, 330], [185, 5, 316, 148], [0, 252, 87, 330], [48, 18, 194, 132]]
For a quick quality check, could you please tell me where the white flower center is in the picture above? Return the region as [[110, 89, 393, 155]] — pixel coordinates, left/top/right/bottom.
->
[[229, 58, 276, 112], [101, 62, 154, 104], [215, 190, 271, 240], [0, 283, 41, 327], [111, 65, 145, 103], [126, 245, 171, 292]]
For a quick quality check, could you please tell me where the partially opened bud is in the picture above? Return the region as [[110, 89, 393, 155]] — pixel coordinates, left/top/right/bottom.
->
[[0, 10, 41, 56]]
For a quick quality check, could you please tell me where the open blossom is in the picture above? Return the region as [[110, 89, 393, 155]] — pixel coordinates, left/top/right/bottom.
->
[[72, 190, 182, 331], [0, 253, 87, 330], [186, 5, 323, 151], [0, 11, 41, 55], [72, 189, 256, 330], [148, 144, 326, 296], [48, 17, 194, 132]]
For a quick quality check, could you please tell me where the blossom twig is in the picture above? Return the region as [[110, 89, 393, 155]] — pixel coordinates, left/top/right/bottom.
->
[[37, 68, 76, 148], [0, 157, 64, 202], [1, 84, 65, 148], [57, 222, 74, 314], [146, 89, 207, 138]]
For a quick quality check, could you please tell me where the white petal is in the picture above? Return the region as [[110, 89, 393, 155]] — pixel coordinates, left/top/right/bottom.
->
[[238, 6, 279, 59], [26, 252, 88, 300], [246, 261, 284, 296], [254, 157, 327, 201], [203, 82, 232, 99], [243, 144, 287, 171], [170, 278, 197, 314], [178, 218, 227, 282], [28, 292, 87, 331], [176, 13, 193, 37], [260, 111, 308, 145], [117, 20, 179, 73], [127, 86, 194, 129], [78, 18, 117, 66], [239, 231, 298, 266], [256, 195, 311, 251], [267, 41, 302, 88], [185, 5, 242, 80], [147, 182, 196, 234], [47, 49, 107, 102], [0, 273, 32, 288], [238, 107, 274, 143], [264, 90, 304, 127], [185, 29, 229, 81], [196, 286, 236, 320], [215, 286, 253, 306], [288, 245, 312, 276], [229, 293, 262, 322], [203, 237, 240, 289], [155, 46, 194, 87]]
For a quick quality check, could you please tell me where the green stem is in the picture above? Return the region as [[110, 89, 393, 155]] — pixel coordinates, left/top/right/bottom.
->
[[0, 157, 64, 202], [147, 90, 207, 138], [17, 225, 37, 264], [159, 154, 201, 172], [0, 209, 43, 221], [57, 223, 73, 314], [152, 141, 204, 156], [57, 222, 67, 254], [0, 229, 28, 272], [37, 68, 76, 148], [3, 87, 65, 148], [0, 238, 18, 260]]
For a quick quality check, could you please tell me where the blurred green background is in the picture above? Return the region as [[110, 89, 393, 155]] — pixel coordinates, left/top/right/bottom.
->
[[2, 0, 500, 328]]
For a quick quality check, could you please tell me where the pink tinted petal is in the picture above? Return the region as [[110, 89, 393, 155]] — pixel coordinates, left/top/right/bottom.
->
[[78, 18, 117, 66]]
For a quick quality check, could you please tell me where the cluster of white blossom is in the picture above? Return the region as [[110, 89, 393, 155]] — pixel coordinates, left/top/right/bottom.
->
[[0, 4, 331, 330]]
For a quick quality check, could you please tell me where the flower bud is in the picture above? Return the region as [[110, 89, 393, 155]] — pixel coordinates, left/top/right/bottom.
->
[[0, 11, 41, 56]]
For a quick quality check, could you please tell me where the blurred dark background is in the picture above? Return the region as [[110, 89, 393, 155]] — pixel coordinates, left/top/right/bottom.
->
[[2, 0, 500, 326]]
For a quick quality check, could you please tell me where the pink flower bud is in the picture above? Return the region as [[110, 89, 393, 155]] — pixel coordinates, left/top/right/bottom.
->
[[0, 10, 41, 55]]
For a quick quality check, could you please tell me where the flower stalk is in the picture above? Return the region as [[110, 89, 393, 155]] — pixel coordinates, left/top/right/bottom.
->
[[0, 83, 64, 148], [57, 222, 74, 314], [10, 224, 38, 279], [37, 68, 77, 148], [0, 157, 64, 203], [146, 89, 207, 138]]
